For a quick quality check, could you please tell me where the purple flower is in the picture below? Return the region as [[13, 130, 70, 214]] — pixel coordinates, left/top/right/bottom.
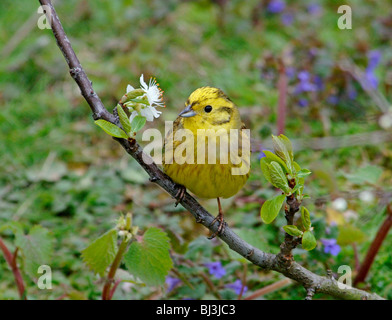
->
[[205, 261, 226, 279], [321, 238, 341, 256], [364, 50, 381, 89], [267, 0, 286, 14], [367, 50, 382, 70], [327, 95, 339, 105], [285, 66, 296, 79], [298, 71, 310, 82], [165, 277, 181, 293], [225, 280, 248, 295], [258, 148, 273, 160], [314, 75, 324, 91], [364, 69, 378, 89], [281, 13, 294, 25], [307, 4, 322, 15], [297, 98, 309, 107], [258, 150, 267, 159], [295, 71, 317, 94]]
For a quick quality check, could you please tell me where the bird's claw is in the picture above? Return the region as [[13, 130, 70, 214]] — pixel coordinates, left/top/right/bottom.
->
[[174, 185, 186, 207], [208, 214, 225, 240]]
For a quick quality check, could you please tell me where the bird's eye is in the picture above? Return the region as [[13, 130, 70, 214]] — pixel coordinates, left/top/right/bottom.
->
[[204, 105, 212, 113]]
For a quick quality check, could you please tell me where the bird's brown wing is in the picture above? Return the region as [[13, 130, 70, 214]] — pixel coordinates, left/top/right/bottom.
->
[[162, 116, 184, 166]]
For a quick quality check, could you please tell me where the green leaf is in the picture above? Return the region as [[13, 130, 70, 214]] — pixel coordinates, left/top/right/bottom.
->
[[124, 227, 173, 286], [15, 225, 53, 277], [271, 135, 294, 173], [263, 150, 289, 172], [293, 161, 301, 171], [302, 231, 317, 251], [120, 88, 145, 103], [268, 161, 290, 193], [283, 225, 303, 237], [95, 119, 129, 139], [297, 169, 312, 178], [260, 194, 286, 224], [81, 229, 118, 277], [337, 225, 366, 246], [117, 104, 132, 134], [279, 134, 294, 160], [260, 157, 273, 184], [131, 115, 147, 133], [301, 207, 311, 230]]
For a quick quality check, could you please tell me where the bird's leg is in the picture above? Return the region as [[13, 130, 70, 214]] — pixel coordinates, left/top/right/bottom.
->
[[208, 198, 225, 239], [174, 184, 186, 207]]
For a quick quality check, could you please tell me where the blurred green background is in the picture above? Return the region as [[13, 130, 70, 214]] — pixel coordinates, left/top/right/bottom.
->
[[1, 0, 392, 300]]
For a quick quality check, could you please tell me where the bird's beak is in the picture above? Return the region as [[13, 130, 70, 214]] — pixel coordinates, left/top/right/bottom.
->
[[178, 105, 197, 118]]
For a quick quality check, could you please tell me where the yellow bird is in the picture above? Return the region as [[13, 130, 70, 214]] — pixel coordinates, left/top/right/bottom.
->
[[163, 87, 250, 238]]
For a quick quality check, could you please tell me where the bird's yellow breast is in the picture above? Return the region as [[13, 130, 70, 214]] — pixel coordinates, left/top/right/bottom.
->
[[163, 86, 250, 199], [163, 121, 250, 199]]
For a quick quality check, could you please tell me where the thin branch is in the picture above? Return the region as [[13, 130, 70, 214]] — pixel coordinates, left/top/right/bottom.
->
[[0, 238, 26, 300], [276, 58, 288, 135], [244, 278, 293, 300], [354, 203, 392, 286], [39, 0, 384, 300]]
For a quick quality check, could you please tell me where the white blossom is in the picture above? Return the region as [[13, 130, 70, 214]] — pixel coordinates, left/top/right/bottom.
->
[[125, 74, 164, 123]]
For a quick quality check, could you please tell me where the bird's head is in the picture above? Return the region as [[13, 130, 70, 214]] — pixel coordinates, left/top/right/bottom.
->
[[179, 87, 241, 130]]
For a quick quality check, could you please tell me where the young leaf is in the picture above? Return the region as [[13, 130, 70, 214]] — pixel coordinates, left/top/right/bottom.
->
[[124, 227, 173, 286], [120, 88, 145, 103], [131, 115, 147, 133], [260, 157, 273, 184], [262, 150, 289, 173], [117, 104, 132, 135], [81, 229, 118, 277], [260, 194, 286, 224], [301, 207, 312, 230], [15, 225, 53, 277], [302, 231, 317, 251], [279, 134, 294, 160], [293, 161, 301, 171], [268, 161, 290, 193], [283, 225, 303, 237], [271, 135, 294, 173], [297, 169, 312, 178], [95, 119, 129, 139]]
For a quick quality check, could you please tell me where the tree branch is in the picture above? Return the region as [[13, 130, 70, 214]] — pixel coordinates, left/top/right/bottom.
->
[[0, 237, 26, 300], [38, 0, 384, 300], [354, 203, 392, 286]]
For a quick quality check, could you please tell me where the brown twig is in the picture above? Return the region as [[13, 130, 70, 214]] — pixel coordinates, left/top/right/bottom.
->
[[276, 58, 288, 135], [38, 0, 384, 300], [354, 203, 392, 286], [0, 237, 26, 299], [244, 278, 293, 300]]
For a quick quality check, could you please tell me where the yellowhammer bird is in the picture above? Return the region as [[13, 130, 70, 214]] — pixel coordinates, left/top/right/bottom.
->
[[163, 87, 250, 238]]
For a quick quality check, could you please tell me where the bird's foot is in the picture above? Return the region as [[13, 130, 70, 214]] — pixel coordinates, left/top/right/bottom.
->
[[208, 212, 225, 240], [174, 184, 186, 207]]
